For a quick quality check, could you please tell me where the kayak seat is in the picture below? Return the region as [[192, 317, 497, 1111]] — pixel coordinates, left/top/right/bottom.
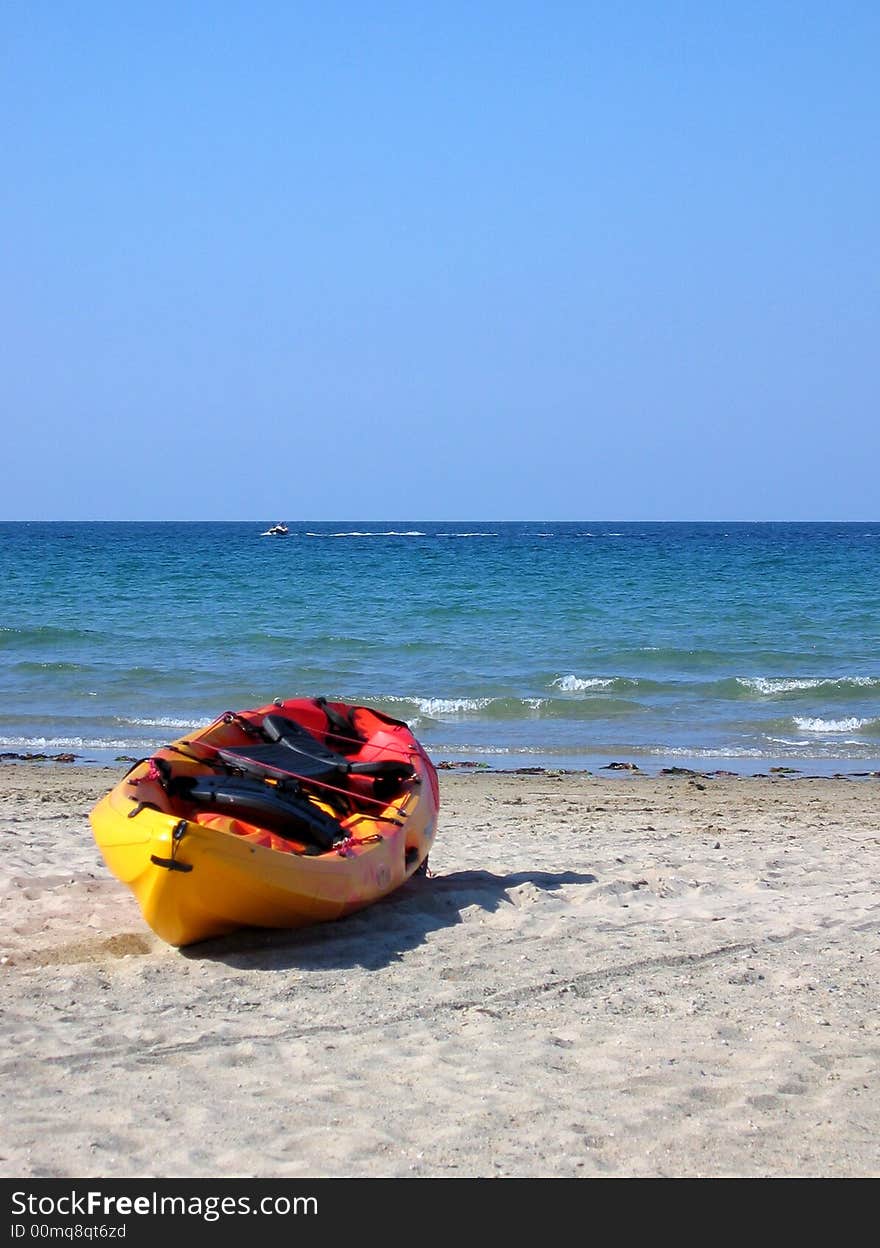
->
[[217, 741, 344, 782], [218, 714, 415, 785]]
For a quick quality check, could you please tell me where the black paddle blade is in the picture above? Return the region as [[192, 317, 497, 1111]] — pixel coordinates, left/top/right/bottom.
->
[[170, 774, 342, 851]]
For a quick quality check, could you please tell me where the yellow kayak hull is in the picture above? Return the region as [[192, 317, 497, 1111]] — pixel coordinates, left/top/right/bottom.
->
[[89, 699, 439, 946]]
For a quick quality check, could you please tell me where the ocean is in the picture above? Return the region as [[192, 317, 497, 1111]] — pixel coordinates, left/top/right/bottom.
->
[[1, 521, 878, 774]]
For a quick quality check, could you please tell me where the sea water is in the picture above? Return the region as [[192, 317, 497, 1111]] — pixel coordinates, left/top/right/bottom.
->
[[1, 522, 878, 774]]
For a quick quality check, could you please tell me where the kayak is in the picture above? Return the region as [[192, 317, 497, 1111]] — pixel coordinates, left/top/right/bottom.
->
[[89, 697, 439, 946]]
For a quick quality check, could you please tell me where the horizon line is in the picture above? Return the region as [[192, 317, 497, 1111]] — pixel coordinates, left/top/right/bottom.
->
[[1, 518, 879, 526]]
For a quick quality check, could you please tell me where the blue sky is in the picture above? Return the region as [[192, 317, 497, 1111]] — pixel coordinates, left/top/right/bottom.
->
[[2, 2, 878, 520]]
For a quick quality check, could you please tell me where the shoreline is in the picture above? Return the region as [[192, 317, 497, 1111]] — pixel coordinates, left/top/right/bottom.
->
[[2, 763, 879, 1177], [3, 752, 880, 781]]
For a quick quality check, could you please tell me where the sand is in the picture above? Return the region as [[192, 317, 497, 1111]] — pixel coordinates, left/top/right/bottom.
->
[[1, 762, 878, 1178]]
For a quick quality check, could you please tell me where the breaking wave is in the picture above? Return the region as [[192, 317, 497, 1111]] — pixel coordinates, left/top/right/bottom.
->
[[375, 694, 645, 722], [737, 676, 880, 697], [792, 716, 879, 734], [119, 715, 214, 729], [551, 674, 616, 692]]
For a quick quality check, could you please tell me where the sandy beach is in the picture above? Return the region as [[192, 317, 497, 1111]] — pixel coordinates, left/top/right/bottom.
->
[[1, 762, 878, 1178]]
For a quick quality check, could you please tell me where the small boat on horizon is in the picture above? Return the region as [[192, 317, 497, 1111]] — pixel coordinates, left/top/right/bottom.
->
[[261, 522, 290, 536]]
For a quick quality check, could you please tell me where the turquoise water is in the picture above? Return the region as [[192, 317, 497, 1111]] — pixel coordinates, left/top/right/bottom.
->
[[1, 522, 878, 773]]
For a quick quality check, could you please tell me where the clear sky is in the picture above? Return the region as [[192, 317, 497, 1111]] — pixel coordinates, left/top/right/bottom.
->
[[2, 2, 878, 520]]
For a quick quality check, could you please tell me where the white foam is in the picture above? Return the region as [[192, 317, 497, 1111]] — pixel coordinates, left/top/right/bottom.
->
[[793, 716, 873, 733], [0, 736, 136, 751], [119, 716, 210, 729], [431, 745, 515, 754], [739, 676, 879, 695], [645, 745, 773, 758], [415, 697, 492, 716], [551, 675, 615, 692]]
